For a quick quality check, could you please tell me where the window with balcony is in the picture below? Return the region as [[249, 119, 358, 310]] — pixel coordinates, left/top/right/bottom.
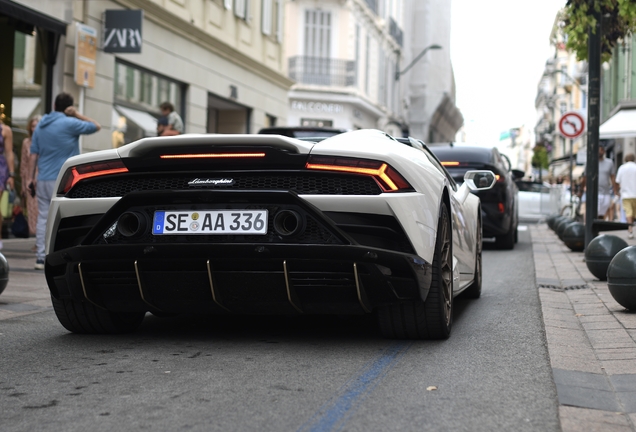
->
[[289, 10, 356, 86]]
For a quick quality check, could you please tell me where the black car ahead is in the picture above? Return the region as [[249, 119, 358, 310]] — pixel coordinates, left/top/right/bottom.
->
[[428, 144, 519, 249]]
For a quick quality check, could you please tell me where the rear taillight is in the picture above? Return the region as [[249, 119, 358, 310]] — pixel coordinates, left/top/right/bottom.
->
[[58, 160, 128, 194], [305, 155, 412, 192], [496, 174, 505, 183], [441, 161, 460, 167], [498, 202, 505, 213]]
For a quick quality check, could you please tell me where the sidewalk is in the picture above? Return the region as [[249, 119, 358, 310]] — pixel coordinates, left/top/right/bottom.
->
[[0, 237, 50, 321], [531, 223, 636, 432]]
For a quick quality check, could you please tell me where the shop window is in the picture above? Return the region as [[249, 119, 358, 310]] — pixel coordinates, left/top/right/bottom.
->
[[113, 60, 186, 145], [114, 61, 184, 115]]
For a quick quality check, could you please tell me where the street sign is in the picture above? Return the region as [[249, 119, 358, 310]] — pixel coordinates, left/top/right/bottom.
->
[[559, 111, 586, 139]]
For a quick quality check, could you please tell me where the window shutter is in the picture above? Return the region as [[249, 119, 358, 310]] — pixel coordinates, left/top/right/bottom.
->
[[276, 0, 283, 43], [234, 0, 245, 19], [224, 0, 232, 10], [262, 0, 272, 35]]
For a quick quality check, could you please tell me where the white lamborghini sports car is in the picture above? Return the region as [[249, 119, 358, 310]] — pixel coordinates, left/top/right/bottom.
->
[[44, 129, 494, 339]]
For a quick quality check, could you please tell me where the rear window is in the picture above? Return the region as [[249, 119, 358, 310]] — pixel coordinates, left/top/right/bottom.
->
[[428, 146, 493, 166]]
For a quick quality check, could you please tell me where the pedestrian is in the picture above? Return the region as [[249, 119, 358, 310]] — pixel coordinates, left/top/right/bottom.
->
[[156, 116, 179, 137], [159, 101, 184, 134], [30, 93, 100, 270], [615, 153, 636, 239], [580, 144, 616, 220], [0, 104, 16, 250], [20, 115, 39, 237]]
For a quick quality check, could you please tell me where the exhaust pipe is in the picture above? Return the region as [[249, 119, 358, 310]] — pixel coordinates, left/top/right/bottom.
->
[[273, 210, 303, 237], [117, 212, 148, 238]]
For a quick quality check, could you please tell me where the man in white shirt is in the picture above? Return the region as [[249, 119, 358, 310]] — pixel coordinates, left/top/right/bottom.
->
[[615, 153, 636, 239]]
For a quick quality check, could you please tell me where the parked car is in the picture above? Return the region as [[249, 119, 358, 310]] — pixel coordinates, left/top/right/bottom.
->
[[257, 126, 346, 139], [515, 180, 554, 222], [428, 143, 519, 249], [44, 130, 495, 339]]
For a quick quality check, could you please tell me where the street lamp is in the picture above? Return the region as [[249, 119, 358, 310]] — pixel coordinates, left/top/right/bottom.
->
[[395, 44, 442, 81]]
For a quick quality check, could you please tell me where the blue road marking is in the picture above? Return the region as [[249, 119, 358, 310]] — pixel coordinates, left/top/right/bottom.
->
[[297, 342, 411, 432], [152, 211, 165, 234]]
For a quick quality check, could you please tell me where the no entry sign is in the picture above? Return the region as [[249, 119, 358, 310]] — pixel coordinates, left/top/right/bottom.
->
[[559, 111, 586, 139]]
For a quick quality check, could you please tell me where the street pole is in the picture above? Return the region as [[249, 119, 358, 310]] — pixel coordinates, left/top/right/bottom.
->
[[569, 138, 574, 208], [585, 6, 602, 248]]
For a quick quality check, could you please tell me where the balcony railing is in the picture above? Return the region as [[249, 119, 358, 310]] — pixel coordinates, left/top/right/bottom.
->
[[288, 56, 357, 87]]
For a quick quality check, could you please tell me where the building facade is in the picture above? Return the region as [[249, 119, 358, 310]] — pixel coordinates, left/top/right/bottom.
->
[[535, 11, 588, 181], [3, 0, 293, 154], [282, 0, 462, 140]]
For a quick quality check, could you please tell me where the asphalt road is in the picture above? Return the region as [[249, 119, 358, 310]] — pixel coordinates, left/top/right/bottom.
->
[[0, 229, 560, 431]]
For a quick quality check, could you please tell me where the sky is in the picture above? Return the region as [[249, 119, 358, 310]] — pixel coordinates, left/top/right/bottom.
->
[[450, 0, 568, 144]]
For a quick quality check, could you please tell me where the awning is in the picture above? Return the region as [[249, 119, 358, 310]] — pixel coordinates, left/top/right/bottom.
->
[[11, 97, 40, 126], [114, 105, 157, 137], [599, 108, 636, 139], [0, 0, 67, 35]]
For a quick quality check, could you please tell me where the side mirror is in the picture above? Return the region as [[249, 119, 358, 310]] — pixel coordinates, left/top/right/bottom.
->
[[512, 169, 525, 180], [464, 170, 496, 191]]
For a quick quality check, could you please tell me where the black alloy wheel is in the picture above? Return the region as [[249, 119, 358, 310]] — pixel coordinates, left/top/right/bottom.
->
[[378, 203, 453, 339]]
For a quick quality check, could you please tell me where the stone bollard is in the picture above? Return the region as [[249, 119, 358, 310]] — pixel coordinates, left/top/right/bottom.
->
[[557, 220, 575, 241], [607, 246, 636, 310], [563, 222, 585, 252], [547, 215, 560, 230], [552, 216, 568, 232], [585, 235, 628, 281], [0, 253, 9, 296]]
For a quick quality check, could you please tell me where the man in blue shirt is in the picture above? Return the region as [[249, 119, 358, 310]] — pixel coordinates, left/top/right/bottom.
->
[[30, 93, 100, 269]]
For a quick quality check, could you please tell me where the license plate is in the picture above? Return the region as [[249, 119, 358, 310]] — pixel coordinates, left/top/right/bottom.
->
[[152, 210, 268, 235]]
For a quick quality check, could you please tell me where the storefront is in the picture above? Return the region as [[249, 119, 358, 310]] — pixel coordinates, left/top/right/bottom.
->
[[287, 92, 385, 131]]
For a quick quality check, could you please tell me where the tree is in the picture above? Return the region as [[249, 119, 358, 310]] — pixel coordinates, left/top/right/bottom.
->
[[532, 145, 549, 170], [562, 0, 636, 61]]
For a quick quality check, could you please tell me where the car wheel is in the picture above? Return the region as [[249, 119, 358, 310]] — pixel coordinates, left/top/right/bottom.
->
[[51, 296, 145, 334], [377, 204, 453, 340], [463, 219, 482, 299], [495, 223, 515, 250]]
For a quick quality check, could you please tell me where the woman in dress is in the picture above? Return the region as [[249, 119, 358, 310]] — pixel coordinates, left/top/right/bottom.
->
[[0, 110, 16, 250], [20, 116, 39, 237]]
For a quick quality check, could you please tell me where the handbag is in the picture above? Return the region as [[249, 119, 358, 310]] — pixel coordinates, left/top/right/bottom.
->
[[0, 186, 15, 219]]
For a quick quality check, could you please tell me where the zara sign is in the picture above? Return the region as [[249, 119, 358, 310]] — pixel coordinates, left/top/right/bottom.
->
[[103, 10, 143, 53]]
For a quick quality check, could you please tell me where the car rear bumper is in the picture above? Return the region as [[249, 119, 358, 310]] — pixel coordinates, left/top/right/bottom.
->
[[45, 243, 432, 315]]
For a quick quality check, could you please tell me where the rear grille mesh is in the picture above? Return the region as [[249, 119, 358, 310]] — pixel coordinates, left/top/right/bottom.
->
[[67, 172, 382, 198]]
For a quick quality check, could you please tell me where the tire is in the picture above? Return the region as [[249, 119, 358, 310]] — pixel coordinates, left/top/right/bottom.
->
[[51, 296, 145, 334], [463, 219, 482, 299], [378, 204, 453, 340], [495, 223, 515, 250]]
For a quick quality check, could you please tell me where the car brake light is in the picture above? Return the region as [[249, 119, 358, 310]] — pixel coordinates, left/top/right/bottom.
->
[[159, 152, 266, 159], [305, 155, 411, 192], [58, 160, 128, 194], [441, 161, 460, 166], [498, 202, 505, 213]]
